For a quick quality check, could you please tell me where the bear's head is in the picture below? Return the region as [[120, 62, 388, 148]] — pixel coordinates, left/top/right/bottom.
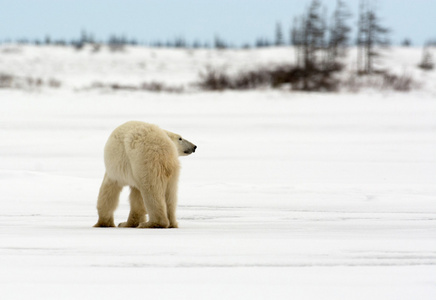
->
[[165, 131, 197, 156]]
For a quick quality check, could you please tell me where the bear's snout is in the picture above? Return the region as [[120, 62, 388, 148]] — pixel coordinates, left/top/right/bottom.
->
[[184, 145, 197, 155]]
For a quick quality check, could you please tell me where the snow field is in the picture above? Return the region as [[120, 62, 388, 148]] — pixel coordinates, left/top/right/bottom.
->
[[0, 89, 435, 299], [1, 43, 436, 299]]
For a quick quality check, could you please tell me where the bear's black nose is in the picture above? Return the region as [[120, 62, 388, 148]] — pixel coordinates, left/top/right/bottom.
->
[[193, 146, 197, 152]]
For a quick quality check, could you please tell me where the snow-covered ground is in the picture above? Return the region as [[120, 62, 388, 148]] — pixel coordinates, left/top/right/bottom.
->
[[0, 46, 435, 299]]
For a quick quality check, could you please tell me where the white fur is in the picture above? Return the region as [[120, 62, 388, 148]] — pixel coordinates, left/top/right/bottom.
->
[[94, 121, 196, 228]]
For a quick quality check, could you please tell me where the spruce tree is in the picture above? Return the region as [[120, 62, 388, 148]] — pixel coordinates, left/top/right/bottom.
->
[[275, 22, 284, 46], [357, 0, 390, 74], [303, 0, 327, 69], [328, 0, 351, 60], [419, 45, 434, 70]]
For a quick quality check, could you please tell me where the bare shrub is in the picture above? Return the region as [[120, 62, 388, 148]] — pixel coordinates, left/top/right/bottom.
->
[[140, 82, 184, 93], [110, 83, 137, 91], [90, 82, 105, 89], [86, 81, 183, 93], [381, 73, 414, 91], [0, 74, 14, 88], [270, 64, 342, 92], [418, 47, 434, 70], [198, 63, 417, 93], [232, 69, 271, 89], [73, 42, 85, 51], [0, 47, 22, 54], [92, 43, 102, 53], [198, 64, 342, 92], [343, 71, 416, 92], [0, 73, 62, 90], [108, 44, 125, 52], [48, 79, 62, 88], [198, 67, 232, 91]]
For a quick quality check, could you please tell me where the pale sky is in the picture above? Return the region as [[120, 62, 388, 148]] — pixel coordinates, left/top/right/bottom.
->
[[1, 0, 435, 46]]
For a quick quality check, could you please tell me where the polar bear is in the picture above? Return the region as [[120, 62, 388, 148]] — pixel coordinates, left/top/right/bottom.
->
[[93, 121, 196, 229]]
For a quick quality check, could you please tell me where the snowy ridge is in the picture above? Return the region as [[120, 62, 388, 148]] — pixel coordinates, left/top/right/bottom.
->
[[1, 45, 435, 93]]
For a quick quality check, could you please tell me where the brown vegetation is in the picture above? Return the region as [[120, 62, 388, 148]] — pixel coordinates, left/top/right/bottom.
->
[[0, 73, 61, 90]]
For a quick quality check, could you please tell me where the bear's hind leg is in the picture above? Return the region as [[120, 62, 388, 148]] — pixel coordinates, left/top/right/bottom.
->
[[137, 183, 170, 229], [94, 174, 122, 227], [118, 187, 147, 227]]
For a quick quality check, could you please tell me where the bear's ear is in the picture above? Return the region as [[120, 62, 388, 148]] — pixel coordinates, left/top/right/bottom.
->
[[164, 130, 178, 140]]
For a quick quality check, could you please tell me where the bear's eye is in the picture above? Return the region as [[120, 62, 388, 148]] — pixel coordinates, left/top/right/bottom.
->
[[179, 137, 182, 141]]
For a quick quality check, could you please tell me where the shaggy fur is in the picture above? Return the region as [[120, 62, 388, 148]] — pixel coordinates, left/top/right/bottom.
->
[[94, 121, 196, 229]]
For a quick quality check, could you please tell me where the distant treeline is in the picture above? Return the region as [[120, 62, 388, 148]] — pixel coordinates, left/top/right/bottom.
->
[[2, 0, 436, 51], [4, 32, 287, 50], [1, 0, 434, 79]]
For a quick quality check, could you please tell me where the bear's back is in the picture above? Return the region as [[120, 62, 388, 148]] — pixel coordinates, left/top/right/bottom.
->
[[104, 121, 178, 186]]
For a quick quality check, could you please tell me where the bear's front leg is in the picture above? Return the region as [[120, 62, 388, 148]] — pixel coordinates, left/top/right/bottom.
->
[[165, 170, 180, 228], [136, 199, 170, 228], [136, 183, 170, 228]]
